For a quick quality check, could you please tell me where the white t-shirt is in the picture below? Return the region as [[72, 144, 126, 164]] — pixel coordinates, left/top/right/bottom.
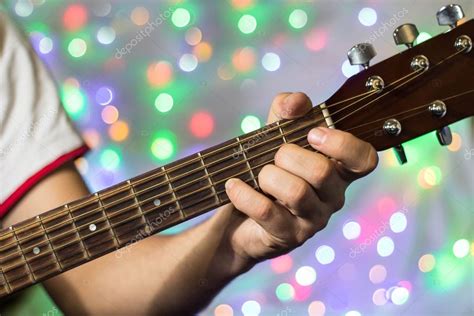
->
[[0, 12, 88, 218]]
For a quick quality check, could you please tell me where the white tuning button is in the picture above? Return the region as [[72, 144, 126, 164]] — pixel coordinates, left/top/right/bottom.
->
[[347, 43, 376, 69], [393, 24, 419, 48], [437, 4, 465, 29]]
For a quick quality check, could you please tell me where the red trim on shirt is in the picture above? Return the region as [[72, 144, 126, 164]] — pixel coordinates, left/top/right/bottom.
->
[[0, 145, 89, 218]]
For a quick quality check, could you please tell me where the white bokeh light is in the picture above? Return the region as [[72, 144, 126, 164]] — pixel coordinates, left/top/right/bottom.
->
[[391, 286, 410, 305], [341, 60, 360, 78], [358, 7, 377, 26], [377, 236, 394, 257], [261, 52, 281, 71], [315, 245, 335, 265], [295, 266, 317, 286], [241, 300, 261, 316], [179, 54, 198, 72], [97, 26, 116, 45], [390, 212, 407, 233], [39, 37, 53, 54], [453, 239, 470, 258], [343, 221, 361, 240]]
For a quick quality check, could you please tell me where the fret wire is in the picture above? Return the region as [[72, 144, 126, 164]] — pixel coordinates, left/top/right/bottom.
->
[[10, 227, 36, 282], [236, 137, 259, 189], [37, 216, 63, 272], [276, 121, 288, 143], [2, 66, 426, 254], [65, 205, 91, 260], [2, 81, 399, 240], [3, 141, 314, 275], [0, 119, 316, 258], [0, 117, 318, 257], [96, 192, 121, 250], [0, 264, 12, 294], [126, 180, 148, 226], [1, 49, 465, 290], [198, 152, 221, 204], [162, 166, 185, 219], [0, 103, 344, 244]]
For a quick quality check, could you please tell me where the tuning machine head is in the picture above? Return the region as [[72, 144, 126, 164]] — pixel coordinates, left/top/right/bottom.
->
[[347, 43, 376, 69], [437, 4, 465, 29], [393, 24, 419, 48]]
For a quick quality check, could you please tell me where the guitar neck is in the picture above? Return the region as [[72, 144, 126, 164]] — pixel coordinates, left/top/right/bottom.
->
[[0, 108, 324, 298]]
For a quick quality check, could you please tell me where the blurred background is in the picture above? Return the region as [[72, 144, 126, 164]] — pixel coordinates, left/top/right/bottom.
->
[[1, 0, 473, 315]]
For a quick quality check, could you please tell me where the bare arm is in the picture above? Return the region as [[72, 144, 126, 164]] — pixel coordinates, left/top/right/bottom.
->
[[3, 92, 378, 315]]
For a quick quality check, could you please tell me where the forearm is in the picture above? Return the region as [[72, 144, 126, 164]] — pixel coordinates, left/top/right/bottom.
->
[[46, 205, 252, 315]]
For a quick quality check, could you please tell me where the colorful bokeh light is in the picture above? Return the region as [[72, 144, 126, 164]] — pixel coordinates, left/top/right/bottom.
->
[[241, 115, 261, 133], [189, 111, 215, 139], [68, 38, 87, 58], [238, 14, 257, 34], [172, 8, 191, 28], [63, 4, 88, 31], [289, 9, 308, 29], [154, 93, 174, 113], [147, 61, 174, 87]]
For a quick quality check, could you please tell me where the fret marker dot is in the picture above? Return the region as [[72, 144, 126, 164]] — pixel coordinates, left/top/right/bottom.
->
[[154, 199, 161, 206], [89, 224, 97, 232], [33, 247, 40, 255]]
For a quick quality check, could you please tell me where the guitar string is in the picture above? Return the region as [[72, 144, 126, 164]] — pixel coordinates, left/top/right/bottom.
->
[[2, 94, 463, 279], [345, 89, 474, 135], [0, 47, 468, 270], [1, 87, 466, 272], [0, 67, 427, 243], [0, 70, 421, 245], [1, 141, 314, 274], [329, 49, 467, 128], [0, 120, 322, 266], [0, 54, 461, 260]]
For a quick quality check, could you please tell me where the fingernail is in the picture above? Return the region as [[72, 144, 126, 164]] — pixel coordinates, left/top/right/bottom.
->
[[308, 127, 327, 146], [225, 178, 237, 190]]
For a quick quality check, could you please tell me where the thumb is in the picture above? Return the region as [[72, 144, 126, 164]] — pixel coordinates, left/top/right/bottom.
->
[[267, 92, 313, 123]]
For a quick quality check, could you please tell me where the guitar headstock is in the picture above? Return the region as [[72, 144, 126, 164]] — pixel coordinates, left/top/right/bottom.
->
[[325, 4, 473, 163]]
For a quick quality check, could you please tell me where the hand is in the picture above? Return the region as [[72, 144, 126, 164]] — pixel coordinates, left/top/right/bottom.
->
[[220, 92, 378, 268]]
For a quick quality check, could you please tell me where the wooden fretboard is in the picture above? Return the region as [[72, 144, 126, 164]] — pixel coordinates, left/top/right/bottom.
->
[[0, 107, 325, 298]]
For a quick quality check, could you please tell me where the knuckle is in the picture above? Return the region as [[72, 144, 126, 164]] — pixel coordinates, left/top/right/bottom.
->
[[255, 199, 273, 221], [309, 159, 333, 186], [291, 179, 310, 203], [275, 144, 297, 167]]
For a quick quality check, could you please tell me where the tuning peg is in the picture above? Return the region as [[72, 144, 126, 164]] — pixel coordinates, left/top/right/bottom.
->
[[393, 24, 419, 48], [393, 144, 408, 165], [437, 4, 465, 29], [436, 126, 453, 146], [347, 43, 376, 69]]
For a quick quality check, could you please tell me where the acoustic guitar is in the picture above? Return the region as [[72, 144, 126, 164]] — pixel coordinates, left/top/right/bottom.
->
[[0, 4, 472, 299]]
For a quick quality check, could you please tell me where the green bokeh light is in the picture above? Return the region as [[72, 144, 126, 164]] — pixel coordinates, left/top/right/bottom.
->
[[426, 252, 468, 292], [275, 283, 294, 302], [61, 84, 86, 119], [68, 38, 87, 58], [415, 32, 432, 45], [151, 130, 177, 161], [100, 148, 121, 170], [238, 14, 257, 34], [241, 115, 261, 133], [172, 8, 191, 28], [154, 93, 174, 113], [289, 9, 308, 29]]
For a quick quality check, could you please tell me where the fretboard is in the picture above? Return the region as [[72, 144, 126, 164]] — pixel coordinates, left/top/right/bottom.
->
[[0, 107, 325, 298]]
